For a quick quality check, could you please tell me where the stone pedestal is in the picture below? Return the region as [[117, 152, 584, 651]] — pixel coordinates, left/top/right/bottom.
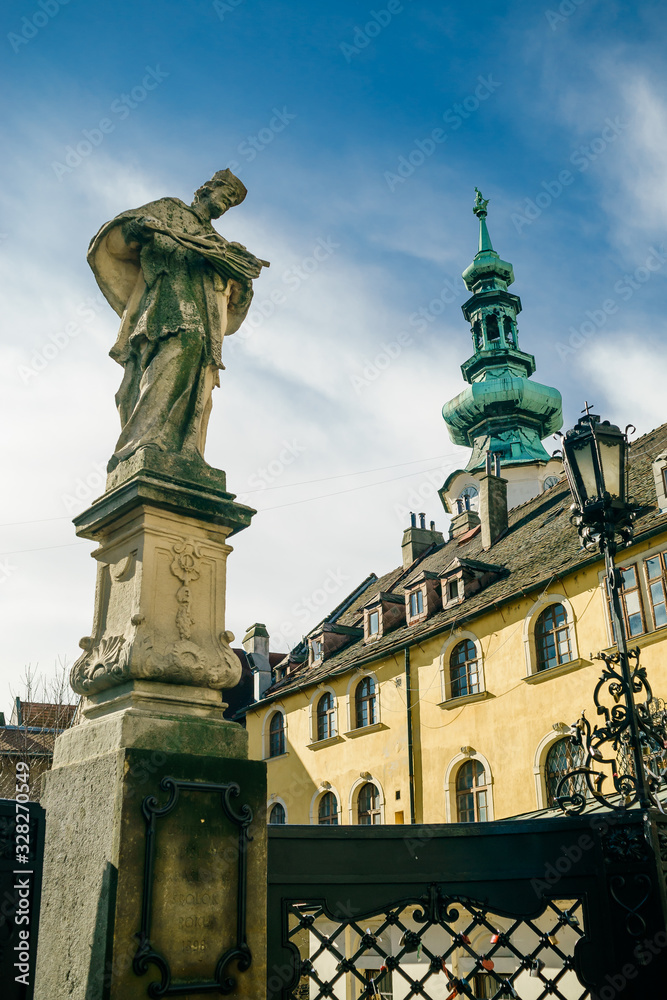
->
[[35, 702, 267, 999], [34, 454, 267, 999], [70, 453, 255, 698]]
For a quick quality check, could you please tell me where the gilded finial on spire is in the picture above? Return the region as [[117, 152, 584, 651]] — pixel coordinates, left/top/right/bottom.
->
[[472, 188, 493, 254], [473, 187, 489, 218]]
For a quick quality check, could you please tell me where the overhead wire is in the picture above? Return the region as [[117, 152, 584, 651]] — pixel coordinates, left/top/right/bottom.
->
[[0, 454, 452, 531]]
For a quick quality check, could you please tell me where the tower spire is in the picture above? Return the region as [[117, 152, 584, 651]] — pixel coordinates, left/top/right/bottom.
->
[[473, 188, 494, 254], [439, 189, 563, 512]]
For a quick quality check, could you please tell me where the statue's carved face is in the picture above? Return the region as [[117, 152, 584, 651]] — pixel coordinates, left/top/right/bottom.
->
[[193, 183, 229, 219]]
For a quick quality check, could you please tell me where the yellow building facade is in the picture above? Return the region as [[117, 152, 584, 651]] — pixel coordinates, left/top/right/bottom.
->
[[243, 198, 667, 831], [243, 424, 667, 828]]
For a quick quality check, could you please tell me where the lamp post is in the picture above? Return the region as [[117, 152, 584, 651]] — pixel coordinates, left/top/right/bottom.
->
[[557, 406, 666, 813]]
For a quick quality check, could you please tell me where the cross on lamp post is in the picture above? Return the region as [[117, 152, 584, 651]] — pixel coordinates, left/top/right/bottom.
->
[[556, 408, 667, 813]]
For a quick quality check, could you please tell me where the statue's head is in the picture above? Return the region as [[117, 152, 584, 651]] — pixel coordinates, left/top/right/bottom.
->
[[192, 168, 247, 219]]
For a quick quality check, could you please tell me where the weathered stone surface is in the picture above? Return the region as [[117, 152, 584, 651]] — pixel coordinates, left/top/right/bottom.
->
[[54, 697, 248, 764], [70, 493, 253, 697], [87, 168, 269, 473], [35, 715, 266, 999], [36, 171, 270, 1000], [105, 445, 229, 496], [80, 678, 228, 721]]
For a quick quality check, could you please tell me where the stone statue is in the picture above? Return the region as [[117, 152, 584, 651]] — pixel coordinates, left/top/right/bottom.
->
[[473, 187, 489, 217], [69, 170, 267, 701], [88, 169, 269, 471]]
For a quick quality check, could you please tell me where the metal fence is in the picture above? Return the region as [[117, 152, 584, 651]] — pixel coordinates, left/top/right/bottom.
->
[[267, 809, 667, 1000]]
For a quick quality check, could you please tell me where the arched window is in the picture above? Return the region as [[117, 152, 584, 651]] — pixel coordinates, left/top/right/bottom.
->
[[355, 676, 377, 729], [473, 319, 483, 350], [316, 692, 336, 741], [545, 738, 585, 808], [268, 802, 286, 825], [485, 314, 500, 343], [268, 712, 285, 757], [450, 640, 480, 699], [503, 316, 514, 345], [456, 760, 489, 822], [357, 782, 380, 825], [318, 791, 339, 826], [536, 604, 572, 671]]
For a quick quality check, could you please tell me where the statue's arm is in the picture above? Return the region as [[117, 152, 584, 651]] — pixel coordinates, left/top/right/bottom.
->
[[120, 215, 158, 250], [103, 219, 146, 262]]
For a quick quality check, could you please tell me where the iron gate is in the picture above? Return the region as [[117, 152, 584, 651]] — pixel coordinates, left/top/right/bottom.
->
[[267, 809, 667, 1000]]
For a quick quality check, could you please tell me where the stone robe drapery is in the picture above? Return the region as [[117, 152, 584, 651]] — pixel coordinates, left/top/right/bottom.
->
[[88, 197, 266, 468]]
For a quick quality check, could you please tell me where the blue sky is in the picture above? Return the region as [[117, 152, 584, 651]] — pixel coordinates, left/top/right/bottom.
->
[[1, 0, 666, 711]]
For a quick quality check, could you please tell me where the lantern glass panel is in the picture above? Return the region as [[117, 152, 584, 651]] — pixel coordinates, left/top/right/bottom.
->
[[598, 437, 624, 500], [569, 438, 599, 503]]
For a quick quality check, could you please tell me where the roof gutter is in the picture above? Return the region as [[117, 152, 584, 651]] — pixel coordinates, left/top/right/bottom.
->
[[405, 648, 416, 825]]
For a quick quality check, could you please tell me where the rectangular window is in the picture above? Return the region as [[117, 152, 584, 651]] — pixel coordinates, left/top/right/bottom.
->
[[645, 553, 667, 629], [311, 639, 323, 661], [607, 565, 646, 640], [368, 610, 380, 635], [409, 589, 424, 618], [448, 579, 459, 601]]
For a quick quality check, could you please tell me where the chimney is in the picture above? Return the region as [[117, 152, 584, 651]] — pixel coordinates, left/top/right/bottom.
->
[[485, 451, 502, 477], [479, 472, 508, 550], [401, 514, 445, 569], [448, 508, 481, 539], [242, 623, 272, 699]]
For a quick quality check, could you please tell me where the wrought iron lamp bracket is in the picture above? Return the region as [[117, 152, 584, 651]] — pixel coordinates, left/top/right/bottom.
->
[[557, 646, 667, 815]]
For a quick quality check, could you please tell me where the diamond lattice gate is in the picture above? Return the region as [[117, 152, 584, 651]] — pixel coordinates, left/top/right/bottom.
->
[[267, 810, 667, 1000]]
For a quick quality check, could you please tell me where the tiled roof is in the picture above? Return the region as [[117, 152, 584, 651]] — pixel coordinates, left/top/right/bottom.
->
[[256, 422, 667, 704], [0, 727, 56, 756], [225, 648, 287, 720], [12, 701, 78, 729]]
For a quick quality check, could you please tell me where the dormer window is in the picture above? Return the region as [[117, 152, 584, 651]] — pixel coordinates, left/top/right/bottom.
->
[[404, 572, 441, 624], [651, 451, 667, 513], [440, 557, 503, 608], [309, 623, 364, 662], [409, 590, 424, 618], [363, 593, 405, 640]]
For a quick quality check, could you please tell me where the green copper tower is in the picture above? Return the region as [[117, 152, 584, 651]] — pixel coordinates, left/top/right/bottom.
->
[[441, 190, 563, 513]]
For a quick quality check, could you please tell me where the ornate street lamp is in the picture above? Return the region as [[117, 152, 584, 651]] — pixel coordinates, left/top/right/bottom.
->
[[556, 405, 667, 813]]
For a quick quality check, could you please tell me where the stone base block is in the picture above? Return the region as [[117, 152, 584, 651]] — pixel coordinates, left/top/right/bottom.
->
[[105, 446, 230, 496], [80, 679, 229, 722], [35, 712, 266, 1000]]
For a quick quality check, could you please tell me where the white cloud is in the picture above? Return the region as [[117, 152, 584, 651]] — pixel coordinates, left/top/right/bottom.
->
[[578, 334, 667, 435], [0, 148, 469, 712]]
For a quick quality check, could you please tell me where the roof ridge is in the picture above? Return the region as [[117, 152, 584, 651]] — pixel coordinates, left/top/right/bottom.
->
[[630, 420, 667, 446]]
